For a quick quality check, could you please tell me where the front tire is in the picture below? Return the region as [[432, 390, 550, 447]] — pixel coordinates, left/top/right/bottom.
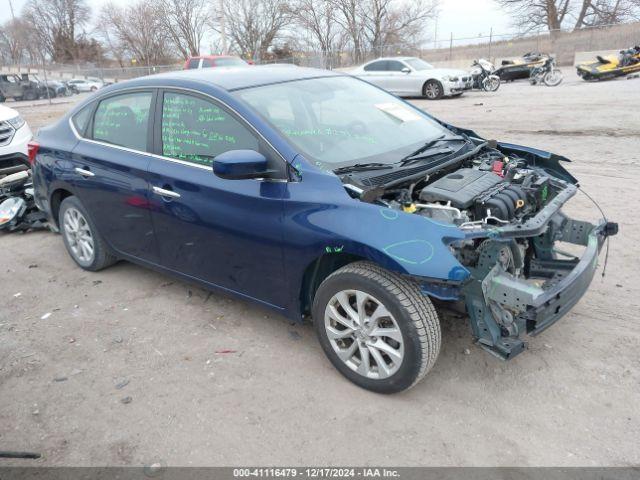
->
[[313, 262, 441, 393], [483, 75, 501, 92], [543, 69, 563, 86], [423, 80, 444, 100], [59, 196, 117, 271]]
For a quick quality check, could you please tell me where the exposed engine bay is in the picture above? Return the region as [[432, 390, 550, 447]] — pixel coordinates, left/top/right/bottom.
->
[[341, 146, 557, 229]]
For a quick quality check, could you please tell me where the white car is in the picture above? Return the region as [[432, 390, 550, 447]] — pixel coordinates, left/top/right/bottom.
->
[[0, 104, 32, 176], [351, 57, 472, 100], [67, 78, 104, 92]]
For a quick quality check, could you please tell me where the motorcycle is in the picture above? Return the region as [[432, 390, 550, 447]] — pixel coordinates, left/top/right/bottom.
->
[[470, 59, 501, 92], [0, 169, 47, 232], [529, 56, 563, 86]]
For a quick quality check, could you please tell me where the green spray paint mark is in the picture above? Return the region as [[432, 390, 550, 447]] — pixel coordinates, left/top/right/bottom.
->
[[383, 239, 434, 265], [325, 245, 344, 253]]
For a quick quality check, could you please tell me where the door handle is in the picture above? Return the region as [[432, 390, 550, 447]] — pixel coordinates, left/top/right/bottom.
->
[[152, 186, 181, 199], [74, 167, 95, 177]]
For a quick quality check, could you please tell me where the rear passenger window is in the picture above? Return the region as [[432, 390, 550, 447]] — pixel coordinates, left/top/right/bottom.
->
[[187, 58, 200, 69], [364, 61, 388, 72], [161, 92, 259, 166], [92, 92, 152, 151], [201, 58, 214, 68]]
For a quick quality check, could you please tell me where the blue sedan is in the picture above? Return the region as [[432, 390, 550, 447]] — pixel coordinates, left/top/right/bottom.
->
[[31, 65, 616, 393]]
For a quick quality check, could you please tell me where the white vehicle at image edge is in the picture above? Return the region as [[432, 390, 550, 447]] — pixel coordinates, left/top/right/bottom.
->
[[67, 78, 104, 92], [0, 104, 32, 172], [351, 57, 473, 99]]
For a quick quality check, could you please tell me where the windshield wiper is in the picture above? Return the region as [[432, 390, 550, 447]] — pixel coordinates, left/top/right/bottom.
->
[[399, 136, 467, 165], [333, 163, 393, 174]]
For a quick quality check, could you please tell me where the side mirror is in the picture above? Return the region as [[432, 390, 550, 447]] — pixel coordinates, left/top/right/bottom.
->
[[401, 67, 411, 74], [213, 150, 269, 180]]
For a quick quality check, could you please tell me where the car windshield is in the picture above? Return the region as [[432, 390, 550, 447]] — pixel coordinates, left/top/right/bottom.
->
[[405, 58, 434, 71], [216, 57, 247, 67], [234, 76, 450, 168]]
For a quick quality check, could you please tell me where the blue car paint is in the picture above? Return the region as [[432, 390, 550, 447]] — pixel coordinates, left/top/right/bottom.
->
[[33, 66, 564, 323]]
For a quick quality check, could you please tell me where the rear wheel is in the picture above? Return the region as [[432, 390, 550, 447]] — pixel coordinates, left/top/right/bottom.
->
[[59, 196, 117, 271], [313, 261, 441, 393], [0, 95, 5, 103], [423, 80, 443, 100], [23, 90, 38, 101]]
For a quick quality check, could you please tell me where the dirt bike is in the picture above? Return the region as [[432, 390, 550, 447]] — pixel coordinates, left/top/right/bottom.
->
[[530, 57, 563, 87]]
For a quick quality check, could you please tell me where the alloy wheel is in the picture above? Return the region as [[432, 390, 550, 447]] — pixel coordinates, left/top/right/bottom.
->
[[425, 83, 440, 99], [324, 289, 404, 379], [63, 207, 95, 264]]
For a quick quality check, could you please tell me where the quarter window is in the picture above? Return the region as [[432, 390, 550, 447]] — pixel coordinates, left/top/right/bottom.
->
[[71, 104, 93, 135], [187, 58, 201, 69], [92, 92, 152, 151], [161, 92, 259, 166]]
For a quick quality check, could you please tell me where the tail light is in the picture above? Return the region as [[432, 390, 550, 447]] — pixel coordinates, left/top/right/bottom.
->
[[27, 141, 39, 165]]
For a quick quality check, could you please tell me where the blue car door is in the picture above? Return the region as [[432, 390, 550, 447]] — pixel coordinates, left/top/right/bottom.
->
[[146, 90, 288, 309], [69, 89, 159, 263]]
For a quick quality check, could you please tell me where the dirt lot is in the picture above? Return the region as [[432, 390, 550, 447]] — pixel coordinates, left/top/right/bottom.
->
[[1, 72, 639, 467]]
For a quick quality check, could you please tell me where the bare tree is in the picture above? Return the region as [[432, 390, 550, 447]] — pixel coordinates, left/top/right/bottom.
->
[[290, 0, 342, 67], [98, 1, 176, 66], [363, 0, 438, 55], [330, 0, 366, 63], [158, 0, 212, 58], [498, 0, 640, 32], [23, 0, 91, 62], [574, 0, 640, 27], [219, 0, 292, 61], [0, 18, 26, 63]]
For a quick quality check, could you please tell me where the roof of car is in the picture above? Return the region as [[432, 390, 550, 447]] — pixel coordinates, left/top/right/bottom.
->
[[367, 57, 419, 63], [188, 55, 242, 60], [133, 64, 344, 91]]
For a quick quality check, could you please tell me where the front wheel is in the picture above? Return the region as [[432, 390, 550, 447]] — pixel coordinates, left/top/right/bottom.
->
[[482, 75, 501, 92], [423, 80, 444, 100], [544, 69, 563, 86], [313, 262, 441, 393]]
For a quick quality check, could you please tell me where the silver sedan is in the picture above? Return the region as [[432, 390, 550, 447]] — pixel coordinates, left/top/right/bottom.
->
[[351, 57, 472, 99]]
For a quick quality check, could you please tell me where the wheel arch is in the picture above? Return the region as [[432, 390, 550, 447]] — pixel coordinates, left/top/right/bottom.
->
[[298, 252, 368, 318], [50, 187, 75, 228]]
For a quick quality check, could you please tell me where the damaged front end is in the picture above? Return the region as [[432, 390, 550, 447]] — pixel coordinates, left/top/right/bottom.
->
[[336, 137, 618, 359], [459, 200, 617, 359]]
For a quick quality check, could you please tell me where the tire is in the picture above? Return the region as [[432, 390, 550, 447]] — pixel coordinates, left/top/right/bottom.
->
[[312, 261, 441, 394], [58, 196, 117, 271], [423, 79, 444, 100], [543, 69, 563, 86], [90, 86, 97, 92], [24, 90, 38, 101], [483, 75, 500, 92], [0, 95, 5, 103]]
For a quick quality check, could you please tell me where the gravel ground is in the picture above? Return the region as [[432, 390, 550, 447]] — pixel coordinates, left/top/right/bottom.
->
[[1, 72, 638, 466]]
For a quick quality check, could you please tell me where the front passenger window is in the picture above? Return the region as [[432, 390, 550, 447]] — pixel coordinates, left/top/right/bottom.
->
[[161, 92, 259, 166], [92, 92, 152, 151]]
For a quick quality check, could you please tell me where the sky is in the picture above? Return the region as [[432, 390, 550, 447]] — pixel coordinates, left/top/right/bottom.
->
[[2, 0, 515, 44]]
